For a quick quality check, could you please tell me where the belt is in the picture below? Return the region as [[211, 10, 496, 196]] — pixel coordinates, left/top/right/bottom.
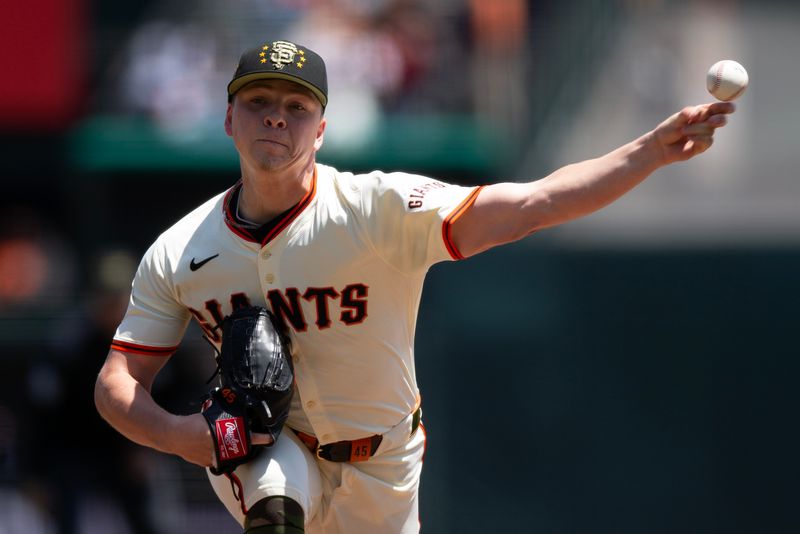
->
[[293, 407, 421, 463]]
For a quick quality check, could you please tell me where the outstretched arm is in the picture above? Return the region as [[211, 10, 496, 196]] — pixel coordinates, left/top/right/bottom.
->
[[451, 102, 735, 257]]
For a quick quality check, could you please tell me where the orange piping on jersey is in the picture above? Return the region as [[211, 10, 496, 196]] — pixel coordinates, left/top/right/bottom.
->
[[222, 170, 318, 245], [110, 340, 178, 356], [415, 420, 427, 532], [419, 422, 427, 462], [442, 186, 484, 260], [261, 167, 318, 246]]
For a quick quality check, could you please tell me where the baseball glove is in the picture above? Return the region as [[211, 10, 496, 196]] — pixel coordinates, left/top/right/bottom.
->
[[201, 305, 295, 475]]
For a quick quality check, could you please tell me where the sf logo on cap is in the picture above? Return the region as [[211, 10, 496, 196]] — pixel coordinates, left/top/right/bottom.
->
[[261, 41, 306, 70]]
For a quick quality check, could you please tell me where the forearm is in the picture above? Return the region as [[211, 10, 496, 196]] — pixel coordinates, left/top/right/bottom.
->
[[508, 102, 732, 235], [451, 101, 734, 257], [94, 353, 212, 466], [529, 132, 663, 230], [455, 133, 664, 255], [95, 366, 185, 453]]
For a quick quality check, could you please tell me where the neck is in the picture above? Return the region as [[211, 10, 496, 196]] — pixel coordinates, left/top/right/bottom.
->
[[238, 162, 315, 224]]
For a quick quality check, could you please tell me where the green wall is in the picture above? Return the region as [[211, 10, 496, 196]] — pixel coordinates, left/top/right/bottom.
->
[[415, 243, 800, 533]]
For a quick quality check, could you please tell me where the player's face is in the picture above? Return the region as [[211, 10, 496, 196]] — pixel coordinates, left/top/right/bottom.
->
[[225, 80, 326, 174]]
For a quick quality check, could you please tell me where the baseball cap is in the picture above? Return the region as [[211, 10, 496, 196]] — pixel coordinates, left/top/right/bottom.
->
[[227, 40, 328, 107]]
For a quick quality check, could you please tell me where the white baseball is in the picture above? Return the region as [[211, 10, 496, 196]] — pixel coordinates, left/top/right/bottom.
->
[[706, 60, 749, 101]]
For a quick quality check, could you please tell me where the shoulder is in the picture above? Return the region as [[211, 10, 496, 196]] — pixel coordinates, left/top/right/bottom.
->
[[315, 163, 366, 209], [318, 164, 444, 203]]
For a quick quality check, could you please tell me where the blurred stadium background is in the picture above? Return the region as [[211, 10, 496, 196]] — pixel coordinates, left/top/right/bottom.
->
[[1, 0, 799, 532]]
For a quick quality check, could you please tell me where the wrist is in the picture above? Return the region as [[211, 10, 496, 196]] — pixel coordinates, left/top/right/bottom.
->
[[632, 131, 667, 172], [155, 413, 206, 456], [174, 414, 216, 466]]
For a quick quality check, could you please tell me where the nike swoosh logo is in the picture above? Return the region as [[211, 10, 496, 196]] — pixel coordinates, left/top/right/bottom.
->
[[189, 253, 219, 271]]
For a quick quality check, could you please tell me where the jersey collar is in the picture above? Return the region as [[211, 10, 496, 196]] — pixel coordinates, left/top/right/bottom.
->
[[223, 167, 318, 246]]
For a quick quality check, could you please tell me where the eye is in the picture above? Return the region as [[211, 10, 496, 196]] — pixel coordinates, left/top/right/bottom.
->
[[290, 103, 307, 111]]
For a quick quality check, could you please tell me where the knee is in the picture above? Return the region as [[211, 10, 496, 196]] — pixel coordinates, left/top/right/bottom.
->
[[244, 495, 304, 533]]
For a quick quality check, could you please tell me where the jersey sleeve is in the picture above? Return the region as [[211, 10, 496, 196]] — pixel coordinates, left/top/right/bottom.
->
[[359, 171, 483, 274], [111, 239, 191, 356]]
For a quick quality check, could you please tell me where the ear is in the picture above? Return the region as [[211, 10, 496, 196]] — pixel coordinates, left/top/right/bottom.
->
[[224, 103, 234, 137], [313, 117, 327, 151]]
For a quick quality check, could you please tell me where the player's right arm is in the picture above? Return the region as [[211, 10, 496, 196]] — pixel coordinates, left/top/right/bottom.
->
[[95, 348, 215, 467], [450, 101, 735, 258]]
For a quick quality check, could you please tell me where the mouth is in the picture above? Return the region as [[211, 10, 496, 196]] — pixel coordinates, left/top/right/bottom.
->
[[257, 139, 288, 149]]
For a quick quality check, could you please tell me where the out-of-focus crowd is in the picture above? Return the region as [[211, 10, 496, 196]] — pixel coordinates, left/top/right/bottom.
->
[[100, 0, 531, 145]]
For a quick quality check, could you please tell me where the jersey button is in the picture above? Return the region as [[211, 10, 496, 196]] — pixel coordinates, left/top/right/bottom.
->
[[264, 273, 275, 284], [306, 400, 316, 409], [261, 251, 271, 259]]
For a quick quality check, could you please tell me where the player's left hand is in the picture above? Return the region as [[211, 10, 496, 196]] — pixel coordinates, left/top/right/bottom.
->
[[651, 102, 735, 164]]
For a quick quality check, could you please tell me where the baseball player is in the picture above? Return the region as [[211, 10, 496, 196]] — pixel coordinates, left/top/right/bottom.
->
[[95, 39, 735, 533]]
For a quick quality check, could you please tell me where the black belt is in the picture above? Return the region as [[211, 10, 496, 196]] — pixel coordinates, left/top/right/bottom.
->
[[293, 407, 421, 462]]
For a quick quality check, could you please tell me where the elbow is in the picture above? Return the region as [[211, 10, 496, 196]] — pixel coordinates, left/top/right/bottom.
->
[[94, 371, 110, 420], [520, 188, 556, 234], [94, 363, 119, 424]]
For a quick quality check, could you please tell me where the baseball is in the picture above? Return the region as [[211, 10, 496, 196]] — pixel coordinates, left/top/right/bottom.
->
[[706, 60, 749, 101]]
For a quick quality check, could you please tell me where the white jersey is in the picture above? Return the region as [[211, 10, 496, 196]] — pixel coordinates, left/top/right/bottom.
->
[[113, 163, 482, 444]]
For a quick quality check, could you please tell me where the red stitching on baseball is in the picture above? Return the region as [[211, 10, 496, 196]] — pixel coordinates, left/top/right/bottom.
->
[[728, 85, 745, 100]]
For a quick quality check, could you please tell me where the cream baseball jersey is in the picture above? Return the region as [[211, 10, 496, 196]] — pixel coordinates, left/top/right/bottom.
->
[[112, 163, 482, 443]]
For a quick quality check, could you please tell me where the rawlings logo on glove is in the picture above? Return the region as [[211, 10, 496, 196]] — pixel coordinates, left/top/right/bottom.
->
[[215, 416, 247, 460]]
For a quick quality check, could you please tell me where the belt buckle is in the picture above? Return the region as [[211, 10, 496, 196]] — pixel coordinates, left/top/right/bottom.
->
[[315, 445, 325, 460]]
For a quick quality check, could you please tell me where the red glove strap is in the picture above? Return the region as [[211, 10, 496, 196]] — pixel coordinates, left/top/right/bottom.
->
[[213, 416, 249, 461]]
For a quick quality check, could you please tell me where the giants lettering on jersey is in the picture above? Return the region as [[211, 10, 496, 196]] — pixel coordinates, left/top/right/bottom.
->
[[407, 181, 447, 209], [189, 283, 368, 341]]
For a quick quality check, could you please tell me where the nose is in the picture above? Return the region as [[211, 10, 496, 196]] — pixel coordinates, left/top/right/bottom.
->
[[264, 110, 287, 129]]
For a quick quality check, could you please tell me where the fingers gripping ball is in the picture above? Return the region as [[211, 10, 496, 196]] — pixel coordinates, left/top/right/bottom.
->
[[706, 60, 748, 101], [202, 306, 295, 475]]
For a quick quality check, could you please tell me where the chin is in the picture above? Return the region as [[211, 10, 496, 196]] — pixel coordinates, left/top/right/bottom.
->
[[252, 154, 288, 170]]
